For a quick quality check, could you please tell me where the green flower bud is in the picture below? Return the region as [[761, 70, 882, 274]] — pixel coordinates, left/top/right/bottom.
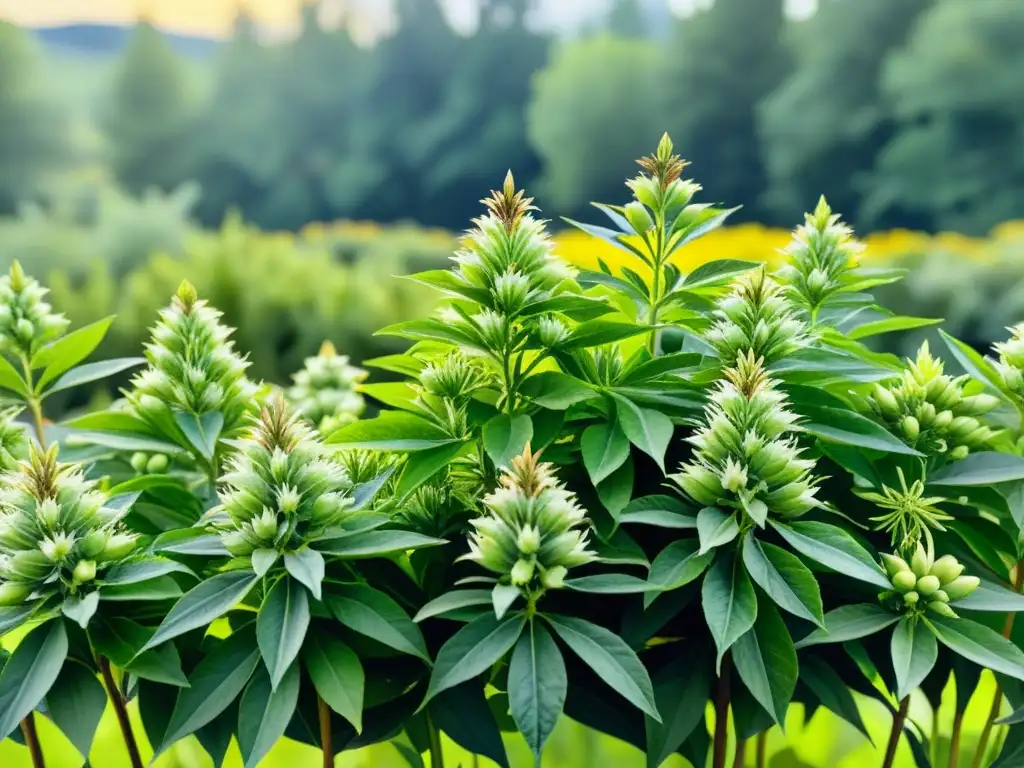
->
[[146, 454, 169, 474], [39, 534, 73, 563], [942, 575, 980, 601], [916, 402, 936, 426], [932, 590, 950, 604], [949, 416, 979, 440], [933, 410, 954, 430], [252, 509, 279, 541], [901, 416, 920, 441], [540, 565, 567, 590], [881, 553, 911, 578], [624, 202, 655, 234], [872, 385, 900, 419], [892, 570, 918, 593], [0, 582, 33, 606], [903, 591, 920, 606], [36, 499, 60, 528], [130, 452, 149, 473], [958, 394, 1000, 416], [102, 533, 137, 562], [73, 560, 96, 584], [916, 575, 941, 596], [10, 550, 54, 579], [79, 530, 108, 558], [929, 555, 964, 584], [510, 558, 535, 586], [927, 601, 958, 618], [517, 525, 541, 555], [911, 543, 931, 578], [950, 445, 970, 461]]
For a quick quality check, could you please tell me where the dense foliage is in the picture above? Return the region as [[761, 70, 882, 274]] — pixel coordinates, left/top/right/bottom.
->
[[3, 136, 1024, 768]]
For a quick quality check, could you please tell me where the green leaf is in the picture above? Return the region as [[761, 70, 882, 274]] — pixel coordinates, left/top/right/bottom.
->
[[597, 454, 633, 520], [283, 548, 324, 601], [422, 612, 525, 707], [68, 430, 186, 456], [43, 357, 146, 396], [100, 575, 183, 602], [394, 440, 473, 498], [101, 556, 196, 586], [741, 536, 825, 628], [46, 660, 107, 759], [929, 452, 1024, 486], [800, 656, 871, 740], [315, 529, 447, 559], [89, 618, 188, 687], [771, 521, 890, 589], [0, 620, 68, 739], [430, 682, 511, 768], [581, 420, 630, 486], [377, 318, 480, 347], [359, 382, 420, 412], [681, 257, 753, 289], [151, 529, 230, 557], [492, 584, 520, 621], [0, 604, 36, 635], [509, 621, 566, 765], [33, 316, 114, 387], [644, 648, 713, 768], [328, 411, 458, 451], [61, 591, 100, 628], [257, 575, 309, 691], [731, 599, 798, 726], [483, 414, 533, 470], [414, 590, 493, 622], [646, 539, 714, 606], [140, 570, 259, 654], [940, 330, 1010, 397], [926, 616, 1024, 682], [801, 406, 923, 456], [237, 662, 300, 768], [564, 574, 661, 594], [697, 506, 739, 555], [612, 394, 673, 472], [252, 549, 278, 578], [326, 584, 429, 661], [891, 617, 938, 700], [618, 495, 697, 529], [173, 411, 223, 460], [563, 320, 651, 349], [702, 549, 757, 669], [0, 355, 27, 396], [956, 580, 1024, 612], [159, 628, 260, 751], [518, 372, 596, 410], [847, 316, 940, 340], [304, 633, 364, 733], [795, 604, 901, 649], [543, 613, 659, 721]]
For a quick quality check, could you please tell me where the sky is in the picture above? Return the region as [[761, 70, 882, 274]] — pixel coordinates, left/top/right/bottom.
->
[[0, 0, 817, 38]]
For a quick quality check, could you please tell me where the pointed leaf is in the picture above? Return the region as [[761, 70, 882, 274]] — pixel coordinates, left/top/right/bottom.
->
[[89, 618, 188, 687], [483, 414, 533, 470], [800, 656, 871, 741], [414, 590, 493, 622], [46, 661, 107, 759], [394, 440, 473, 498], [0, 355, 27, 396], [646, 539, 714, 606], [801, 406, 923, 456], [0, 620, 68, 739], [731, 599, 798, 726], [509, 621, 566, 765], [697, 506, 739, 555], [612, 394, 673, 472], [702, 549, 757, 669], [237, 662, 300, 768], [518, 372, 597, 410], [61, 591, 100, 628], [597, 454, 634, 520], [891, 617, 938, 700], [258, 575, 309, 690], [33, 316, 114, 387], [741, 535, 825, 627], [644, 647, 712, 768], [252, 549, 278, 578], [581, 420, 630, 486], [328, 411, 457, 451], [926, 616, 1024, 682], [956, 579, 1024, 612], [304, 633, 363, 733], [284, 548, 324, 601], [492, 584, 520, 621], [564, 574, 662, 594], [771, 520, 890, 589], [795, 604, 901, 649], [929, 452, 1024, 486], [315, 529, 447, 559], [327, 584, 429, 661], [43, 357, 147, 396], [101, 556, 196, 586], [618, 494, 698, 529], [173, 410, 224, 460], [563, 320, 651, 350], [430, 681, 511, 768]]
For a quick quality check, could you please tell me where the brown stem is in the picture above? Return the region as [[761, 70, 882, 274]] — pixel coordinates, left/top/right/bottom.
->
[[733, 737, 747, 768], [757, 730, 768, 768], [972, 564, 1024, 768], [98, 656, 143, 768], [713, 654, 732, 768], [20, 714, 45, 768], [882, 697, 910, 768], [949, 706, 965, 768], [318, 695, 333, 768]]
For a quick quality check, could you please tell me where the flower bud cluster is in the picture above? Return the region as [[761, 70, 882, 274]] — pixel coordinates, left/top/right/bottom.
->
[[129, 451, 170, 475], [129, 281, 257, 438], [0, 408, 27, 472], [394, 484, 474, 540], [417, 351, 490, 404], [0, 445, 138, 606], [0, 262, 69, 358], [463, 446, 594, 596], [880, 545, 979, 619], [672, 351, 820, 520], [993, 324, 1024, 403], [214, 398, 353, 557], [867, 341, 999, 457], [288, 341, 367, 436], [703, 267, 810, 367], [625, 134, 703, 235], [777, 197, 864, 314]]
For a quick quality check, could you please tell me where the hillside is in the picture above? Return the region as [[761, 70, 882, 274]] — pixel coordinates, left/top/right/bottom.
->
[[32, 23, 218, 58]]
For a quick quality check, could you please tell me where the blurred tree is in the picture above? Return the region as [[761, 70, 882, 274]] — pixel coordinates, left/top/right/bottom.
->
[[103, 22, 199, 196], [607, 0, 649, 38], [412, 0, 551, 228], [528, 35, 664, 215], [661, 0, 789, 219], [0, 22, 76, 214], [759, 0, 933, 226], [863, 0, 1024, 235]]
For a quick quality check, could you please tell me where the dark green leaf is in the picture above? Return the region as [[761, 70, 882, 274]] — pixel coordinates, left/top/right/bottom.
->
[[394, 440, 473, 498], [644, 647, 712, 768], [483, 414, 533, 470], [800, 656, 870, 741], [956, 580, 1024, 612], [422, 612, 524, 707], [795, 604, 901, 649], [327, 584, 429, 661], [237, 662, 300, 768], [258, 575, 310, 690], [509, 621, 565, 765], [563, 320, 651, 350], [926, 616, 1024, 682], [518, 372, 596, 410], [612, 394, 673, 473], [174, 411, 223, 460], [697, 506, 739, 554], [646, 539, 714, 606], [847, 316, 940, 340], [544, 613, 659, 721], [771, 521, 890, 589], [618, 495, 697, 529], [46, 660, 107, 759], [564, 574, 661, 594], [284, 548, 325, 601], [431, 681, 510, 768], [100, 575, 183, 602], [101, 557, 196, 586], [741, 536, 825, 627], [151, 529, 229, 557], [43, 357, 146, 396], [801, 406, 923, 456], [0, 604, 36, 635], [414, 590, 493, 622], [930, 452, 1024, 486], [89, 618, 188, 687], [940, 330, 1010, 398], [597, 455, 633, 520], [328, 411, 457, 451], [304, 633, 363, 732], [315, 530, 447, 559], [702, 549, 757, 668], [731, 599, 798, 726], [140, 570, 258, 654], [681, 257, 752, 289], [0, 620, 68, 739], [891, 617, 938, 700], [34, 316, 114, 387], [581, 421, 630, 486]]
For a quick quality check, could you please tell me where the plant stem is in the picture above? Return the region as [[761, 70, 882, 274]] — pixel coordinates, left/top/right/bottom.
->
[[756, 730, 767, 768], [20, 713, 45, 768], [98, 656, 143, 768], [318, 694, 333, 768], [713, 654, 731, 768], [427, 714, 445, 768], [949, 705, 965, 768], [882, 697, 910, 768], [19, 356, 45, 446], [972, 564, 1024, 768], [733, 737, 747, 768]]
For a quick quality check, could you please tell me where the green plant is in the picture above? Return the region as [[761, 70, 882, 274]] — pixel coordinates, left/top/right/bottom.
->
[[4, 137, 1024, 768]]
